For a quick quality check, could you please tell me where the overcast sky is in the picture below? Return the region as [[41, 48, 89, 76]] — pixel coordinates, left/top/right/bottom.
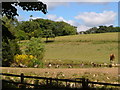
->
[[16, 1, 118, 32]]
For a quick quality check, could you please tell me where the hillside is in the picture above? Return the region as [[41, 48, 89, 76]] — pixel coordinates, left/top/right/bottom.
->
[[43, 32, 118, 64]]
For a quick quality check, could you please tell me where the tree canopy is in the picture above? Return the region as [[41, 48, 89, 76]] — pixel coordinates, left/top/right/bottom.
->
[[2, 2, 47, 19], [79, 25, 120, 34]]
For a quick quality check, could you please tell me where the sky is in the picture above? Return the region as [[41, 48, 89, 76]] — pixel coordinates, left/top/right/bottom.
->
[[16, 1, 119, 32]]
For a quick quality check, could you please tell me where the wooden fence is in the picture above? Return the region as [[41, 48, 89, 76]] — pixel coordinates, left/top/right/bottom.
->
[[1, 73, 120, 88]]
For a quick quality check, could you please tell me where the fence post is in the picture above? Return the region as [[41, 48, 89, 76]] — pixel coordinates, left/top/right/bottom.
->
[[56, 80, 58, 87], [50, 78, 52, 85], [46, 79, 49, 85], [82, 78, 89, 89], [86, 79, 89, 88], [75, 78, 76, 88], [21, 73, 24, 83], [66, 80, 68, 88], [34, 80, 39, 88]]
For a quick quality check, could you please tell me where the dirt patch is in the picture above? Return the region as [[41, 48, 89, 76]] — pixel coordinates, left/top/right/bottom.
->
[[1, 67, 118, 83], [1, 67, 118, 76]]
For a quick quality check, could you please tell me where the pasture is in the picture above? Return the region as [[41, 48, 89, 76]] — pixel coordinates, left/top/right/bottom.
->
[[3, 33, 119, 88], [18, 32, 118, 65], [43, 32, 118, 64]]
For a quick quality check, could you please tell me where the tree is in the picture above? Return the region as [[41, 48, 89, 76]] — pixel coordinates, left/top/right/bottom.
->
[[2, 2, 47, 19], [43, 30, 55, 42], [55, 21, 77, 36], [2, 1, 47, 66], [30, 15, 33, 21], [15, 30, 29, 40], [18, 21, 41, 39], [85, 27, 98, 34], [33, 19, 77, 36], [84, 25, 120, 34], [62, 25, 77, 35], [2, 24, 21, 66]]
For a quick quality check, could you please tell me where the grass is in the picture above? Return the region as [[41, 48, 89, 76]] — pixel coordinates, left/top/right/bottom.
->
[[18, 32, 118, 64], [3, 33, 119, 89], [43, 32, 118, 64]]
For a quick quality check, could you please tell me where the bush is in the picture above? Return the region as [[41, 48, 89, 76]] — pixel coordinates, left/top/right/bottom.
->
[[15, 30, 29, 40], [2, 39, 21, 67], [14, 54, 42, 67], [25, 37, 45, 61]]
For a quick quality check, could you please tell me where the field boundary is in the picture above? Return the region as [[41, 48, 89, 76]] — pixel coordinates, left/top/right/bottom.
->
[[1, 73, 120, 88]]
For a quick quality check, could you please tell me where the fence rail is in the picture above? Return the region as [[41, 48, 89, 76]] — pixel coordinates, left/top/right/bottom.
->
[[1, 73, 120, 88]]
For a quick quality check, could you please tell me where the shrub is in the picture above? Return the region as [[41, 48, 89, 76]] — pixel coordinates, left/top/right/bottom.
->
[[14, 54, 41, 67], [25, 37, 45, 61]]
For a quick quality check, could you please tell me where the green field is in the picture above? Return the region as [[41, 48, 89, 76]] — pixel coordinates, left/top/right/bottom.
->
[[19, 32, 118, 64], [43, 32, 118, 64]]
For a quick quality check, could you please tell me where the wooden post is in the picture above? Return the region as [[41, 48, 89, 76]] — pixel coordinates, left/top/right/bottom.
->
[[34, 80, 39, 88], [82, 78, 89, 89], [82, 78, 85, 88], [20, 73, 24, 88], [66, 80, 67, 87], [56, 80, 58, 87], [21, 73, 24, 83], [75, 78, 76, 88], [86, 79, 89, 88], [50, 78, 52, 85], [46, 79, 49, 85]]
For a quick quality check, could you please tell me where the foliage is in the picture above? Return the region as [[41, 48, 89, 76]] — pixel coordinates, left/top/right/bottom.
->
[[33, 29, 43, 38], [81, 25, 120, 34], [9, 18, 77, 41], [43, 30, 55, 42], [33, 19, 77, 37], [15, 30, 29, 40], [2, 1, 47, 67], [2, 23, 21, 67], [14, 54, 41, 67], [17, 21, 42, 39], [25, 37, 45, 61], [2, 2, 47, 19]]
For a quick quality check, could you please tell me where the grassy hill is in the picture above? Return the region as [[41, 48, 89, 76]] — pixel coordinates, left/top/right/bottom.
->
[[43, 32, 118, 64]]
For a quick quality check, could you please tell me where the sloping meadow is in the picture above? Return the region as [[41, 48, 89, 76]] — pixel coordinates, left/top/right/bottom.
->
[[43, 32, 118, 64]]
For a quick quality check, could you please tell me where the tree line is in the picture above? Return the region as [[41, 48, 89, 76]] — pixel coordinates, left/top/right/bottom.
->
[[79, 25, 120, 34], [15, 18, 77, 40]]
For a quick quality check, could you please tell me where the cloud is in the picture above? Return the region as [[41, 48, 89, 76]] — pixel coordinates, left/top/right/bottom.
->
[[77, 25, 91, 32], [46, 14, 79, 26], [46, 14, 91, 32], [40, 0, 119, 2], [40, 0, 118, 11], [30, 17, 44, 20], [67, 20, 80, 26], [46, 14, 57, 20], [43, 2, 68, 10], [75, 11, 117, 27]]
